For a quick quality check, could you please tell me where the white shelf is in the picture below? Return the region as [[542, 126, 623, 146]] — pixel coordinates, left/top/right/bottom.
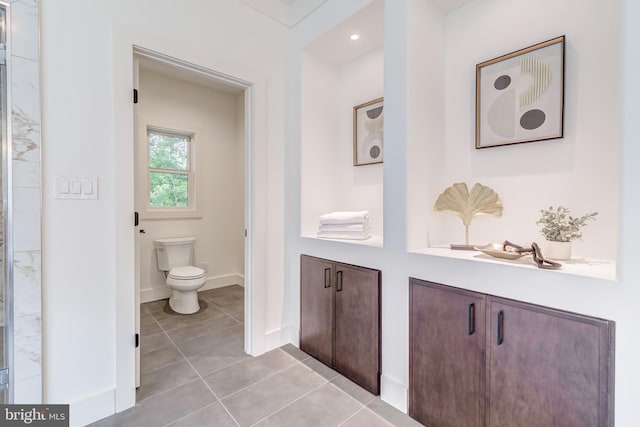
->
[[410, 246, 616, 282], [302, 234, 383, 248]]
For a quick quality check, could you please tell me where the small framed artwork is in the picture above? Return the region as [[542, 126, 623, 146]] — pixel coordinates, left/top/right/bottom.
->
[[476, 35, 565, 149], [353, 97, 384, 165]]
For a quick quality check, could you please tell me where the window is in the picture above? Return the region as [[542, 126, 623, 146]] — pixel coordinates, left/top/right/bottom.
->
[[147, 128, 193, 209]]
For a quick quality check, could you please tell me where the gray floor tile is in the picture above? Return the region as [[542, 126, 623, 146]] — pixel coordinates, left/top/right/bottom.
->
[[166, 402, 238, 427], [150, 302, 228, 331], [221, 364, 326, 426], [140, 332, 173, 355], [167, 314, 240, 344], [100, 279, 416, 427], [222, 303, 244, 320], [201, 292, 243, 307], [87, 415, 119, 427], [331, 375, 376, 405], [254, 383, 361, 427], [200, 285, 244, 297], [175, 324, 244, 357], [141, 344, 184, 374], [143, 299, 169, 313], [342, 408, 393, 427], [107, 380, 216, 427], [188, 336, 250, 376], [279, 343, 310, 362], [303, 357, 339, 380], [140, 312, 162, 336], [367, 399, 423, 427], [137, 359, 199, 402], [203, 348, 296, 398]]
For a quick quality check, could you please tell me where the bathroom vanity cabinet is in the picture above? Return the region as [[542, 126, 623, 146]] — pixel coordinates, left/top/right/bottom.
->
[[300, 255, 381, 394], [409, 278, 615, 427]]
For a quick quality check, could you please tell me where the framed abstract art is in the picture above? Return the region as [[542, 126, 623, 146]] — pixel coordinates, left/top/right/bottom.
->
[[476, 36, 565, 149], [353, 97, 384, 165]]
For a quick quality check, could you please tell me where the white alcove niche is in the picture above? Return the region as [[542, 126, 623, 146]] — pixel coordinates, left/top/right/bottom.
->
[[406, 0, 620, 280], [300, 0, 385, 247]]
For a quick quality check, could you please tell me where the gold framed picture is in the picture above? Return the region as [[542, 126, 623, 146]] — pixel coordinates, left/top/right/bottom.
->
[[353, 97, 384, 165], [476, 36, 565, 149]]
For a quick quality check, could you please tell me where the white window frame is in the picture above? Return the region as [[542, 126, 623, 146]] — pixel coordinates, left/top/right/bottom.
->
[[141, 125, 202, 219]]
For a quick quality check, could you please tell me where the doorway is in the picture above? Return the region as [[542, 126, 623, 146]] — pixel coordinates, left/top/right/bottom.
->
[[132, 47, 254, 389]]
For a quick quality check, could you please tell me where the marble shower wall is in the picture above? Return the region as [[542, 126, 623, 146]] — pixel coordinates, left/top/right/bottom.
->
[[9, 0, 42, 403]]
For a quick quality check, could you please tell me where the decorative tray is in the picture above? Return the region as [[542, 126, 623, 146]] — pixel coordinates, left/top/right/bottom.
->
[[474, 243, 528, 260]]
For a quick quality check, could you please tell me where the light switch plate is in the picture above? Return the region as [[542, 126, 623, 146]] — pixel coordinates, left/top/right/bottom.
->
[[55, 176, 98, 200]]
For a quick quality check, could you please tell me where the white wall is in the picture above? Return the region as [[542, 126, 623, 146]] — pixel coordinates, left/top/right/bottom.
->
[[288, 0, 640, 424], [412, 0, 620, 259], [300, 47, 384, 238], [40, 0, 287, 425], [406, 0, 446, 250], [337, 48, 384, 235], [136, 69, 244, 302]]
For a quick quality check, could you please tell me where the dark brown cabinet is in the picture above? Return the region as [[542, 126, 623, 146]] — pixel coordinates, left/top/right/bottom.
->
[[300, 255, 381, 394], [409, 278, 614, 427], [409, 281, 486, 427]]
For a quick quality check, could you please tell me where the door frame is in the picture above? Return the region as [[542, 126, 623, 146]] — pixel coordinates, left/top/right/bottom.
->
[[131, 43, 257, 365], [113, 28, 268, 411]]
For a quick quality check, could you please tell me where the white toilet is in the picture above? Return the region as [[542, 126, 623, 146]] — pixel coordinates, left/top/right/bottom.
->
[[154, 237, 207, 314]]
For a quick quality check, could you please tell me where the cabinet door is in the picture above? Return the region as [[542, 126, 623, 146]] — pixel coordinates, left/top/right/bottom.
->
[[409, 279, 486, 427], [486, 297, 614, 427], [334, 262, 381, 394], [299, 255, 334, 366]]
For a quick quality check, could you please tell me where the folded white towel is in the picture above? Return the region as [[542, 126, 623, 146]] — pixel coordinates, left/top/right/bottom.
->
[[318, 223, 371, 232], [319, 211, 370, 225], [317, 231, 372, 240]]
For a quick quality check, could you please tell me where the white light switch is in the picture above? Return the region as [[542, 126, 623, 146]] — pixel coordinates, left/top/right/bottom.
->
[[82, 180, 93, 195], [55, 176, 70, 195], [70, 180, 82, 194], [55, 176, 99, 200]]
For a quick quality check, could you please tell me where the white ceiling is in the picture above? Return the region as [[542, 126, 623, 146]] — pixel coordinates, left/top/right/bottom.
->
[[301, 0, 476, 66], [433, 0, 475, 13], [236, 0, 475, 29], [236, 0, 329, 28], [303, 0, 385, 66]]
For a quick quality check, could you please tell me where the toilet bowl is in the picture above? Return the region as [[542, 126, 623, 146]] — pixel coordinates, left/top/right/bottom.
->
[[154, 237, 207, 314], [166, 266, 206, 314]]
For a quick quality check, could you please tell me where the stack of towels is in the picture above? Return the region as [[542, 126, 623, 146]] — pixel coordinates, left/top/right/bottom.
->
[[317, 211, 372, 240]]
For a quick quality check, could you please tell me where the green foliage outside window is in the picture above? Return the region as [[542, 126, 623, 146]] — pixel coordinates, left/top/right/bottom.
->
[[150, 172, 188, 207], [148, 130, 191, 207]]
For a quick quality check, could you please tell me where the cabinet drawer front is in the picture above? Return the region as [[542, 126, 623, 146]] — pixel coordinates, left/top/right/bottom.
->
[[300, 255, 334, 366], [409, 279, 486, 427], [486, 297, 614, 427]]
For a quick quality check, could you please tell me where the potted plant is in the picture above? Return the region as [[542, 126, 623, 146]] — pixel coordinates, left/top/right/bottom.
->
[[536, 206, 598, 260]]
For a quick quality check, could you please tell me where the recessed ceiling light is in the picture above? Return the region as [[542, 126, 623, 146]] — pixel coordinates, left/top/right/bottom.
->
[[350, 34, 360, 41]]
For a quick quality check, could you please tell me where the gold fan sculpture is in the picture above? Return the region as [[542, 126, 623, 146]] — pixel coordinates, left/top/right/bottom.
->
[[433, 182, 503, 249]]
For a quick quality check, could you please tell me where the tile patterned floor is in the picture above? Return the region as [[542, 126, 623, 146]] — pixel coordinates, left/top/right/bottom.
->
[[89, 285, 422, 427]]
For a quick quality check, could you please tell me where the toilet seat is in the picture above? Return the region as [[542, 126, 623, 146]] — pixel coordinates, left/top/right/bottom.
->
[[168, 266, 206, 280]]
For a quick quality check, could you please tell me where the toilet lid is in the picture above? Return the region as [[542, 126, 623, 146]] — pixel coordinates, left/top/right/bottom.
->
[[169, 266, 206, 280]]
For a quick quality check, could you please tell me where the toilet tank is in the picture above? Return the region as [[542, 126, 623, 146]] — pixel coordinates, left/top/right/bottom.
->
[[154, 237, 196, 271]]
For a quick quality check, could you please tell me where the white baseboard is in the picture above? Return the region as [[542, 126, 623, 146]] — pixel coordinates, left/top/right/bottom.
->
[[69, 388, 115, 427], [265, 325, 298, 351], [380, 374, 408, 413], [140, 273, 244, 303]]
